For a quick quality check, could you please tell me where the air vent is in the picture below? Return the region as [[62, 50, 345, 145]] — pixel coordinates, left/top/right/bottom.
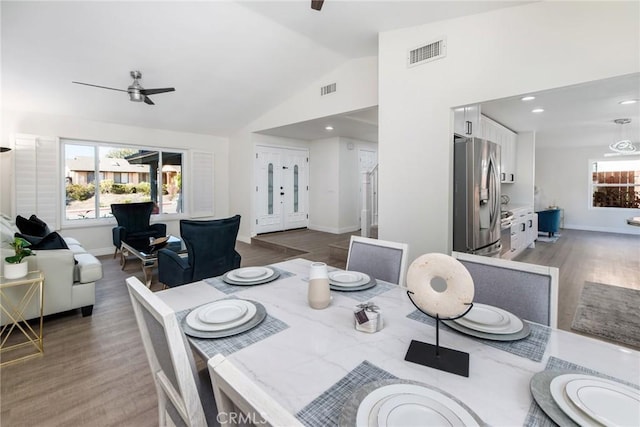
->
[[407, 38, 446, 67], [321, 82, 336, 96]]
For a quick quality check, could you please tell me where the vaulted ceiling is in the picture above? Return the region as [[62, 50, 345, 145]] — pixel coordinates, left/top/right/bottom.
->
[[1, 1, 525, 136]]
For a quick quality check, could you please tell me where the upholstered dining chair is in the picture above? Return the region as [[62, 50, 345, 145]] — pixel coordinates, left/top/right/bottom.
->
[[208, 354, 303, 427], [126, 276, 219, 427], [111, 202, 166, 258], [158, 215, 241, 288], [452, 251, 559, 327], [346, 236, 409, 286]]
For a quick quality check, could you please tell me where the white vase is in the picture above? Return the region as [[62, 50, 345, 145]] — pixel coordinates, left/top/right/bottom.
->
[[3, 260, 28, 279], [308, 262, 330, 309]]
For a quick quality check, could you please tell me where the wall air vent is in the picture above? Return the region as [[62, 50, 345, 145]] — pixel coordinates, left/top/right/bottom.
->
[[407, 38, 446, 68], [320, 82, 337, 96]]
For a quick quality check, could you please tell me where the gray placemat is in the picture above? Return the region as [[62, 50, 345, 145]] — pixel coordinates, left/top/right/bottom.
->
[[407, 309, 551, 362], [204, 266, 294, 294], [176, 300, 289, 357], [334, 280, 396, 302], [524, 356, 640, 427], [296, 361, 397, 427]]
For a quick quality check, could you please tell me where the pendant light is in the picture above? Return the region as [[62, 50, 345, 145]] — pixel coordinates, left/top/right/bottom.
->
[[609, 118, 636, 154]]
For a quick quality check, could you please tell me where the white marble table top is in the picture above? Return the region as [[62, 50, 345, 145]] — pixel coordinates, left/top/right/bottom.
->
[[157, 258, 640, 426]]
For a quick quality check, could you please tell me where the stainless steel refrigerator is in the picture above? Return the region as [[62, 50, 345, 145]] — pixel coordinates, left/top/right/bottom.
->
[[453, 135, 502, 256]]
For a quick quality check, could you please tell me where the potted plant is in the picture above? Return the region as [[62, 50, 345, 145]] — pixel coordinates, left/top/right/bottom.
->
[[3, 236, 34, 279]]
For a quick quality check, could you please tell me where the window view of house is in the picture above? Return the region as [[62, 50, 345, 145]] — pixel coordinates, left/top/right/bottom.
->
[[64, 142, 183, 220], [591, 159, 640, 208]]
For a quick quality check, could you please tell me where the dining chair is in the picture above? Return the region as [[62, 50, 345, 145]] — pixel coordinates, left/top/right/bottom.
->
[[451, 252, 559, 327], [126, 277, 219, 427], [346, 236, 409, 286], [207, 354, 303, 427], [158, 215, 241, 288]]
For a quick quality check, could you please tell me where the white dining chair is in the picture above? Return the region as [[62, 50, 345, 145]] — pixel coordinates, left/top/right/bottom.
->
[[208, 354, 303, 427], [346, 236, 409, 286], [126, 276, 219, 427], [451, 252, 559, 327]]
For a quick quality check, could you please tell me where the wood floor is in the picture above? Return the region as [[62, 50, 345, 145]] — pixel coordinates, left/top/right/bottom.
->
[[1, 228, 637, 426]]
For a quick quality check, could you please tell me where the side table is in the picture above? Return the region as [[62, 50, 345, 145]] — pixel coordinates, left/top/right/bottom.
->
[[1, 271, 45, 367]]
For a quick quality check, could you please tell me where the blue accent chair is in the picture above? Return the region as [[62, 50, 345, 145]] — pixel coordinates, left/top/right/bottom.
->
[[537, 208, 561, 237], [111, 202, 166, 257], [158, 215, 241, 288]]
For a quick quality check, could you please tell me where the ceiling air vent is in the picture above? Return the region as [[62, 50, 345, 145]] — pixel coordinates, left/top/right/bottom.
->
[[321, 82, 337, 96], [407, 38, 446, 68]]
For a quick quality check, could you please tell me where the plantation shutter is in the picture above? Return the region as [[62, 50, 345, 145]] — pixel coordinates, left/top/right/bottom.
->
[[14, 134, 61, 230], [190, 150, 215, 218]]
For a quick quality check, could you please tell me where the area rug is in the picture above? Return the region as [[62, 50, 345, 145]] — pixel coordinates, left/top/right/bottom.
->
[[571, 281, 640, 349]]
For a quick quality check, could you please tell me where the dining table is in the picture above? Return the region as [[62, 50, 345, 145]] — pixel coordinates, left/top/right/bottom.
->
[[156, 258, 640, 426]]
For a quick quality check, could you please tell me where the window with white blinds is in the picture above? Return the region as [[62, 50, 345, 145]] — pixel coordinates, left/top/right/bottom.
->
[[14, 135, 60, 230], [13, 134, 215, 226]]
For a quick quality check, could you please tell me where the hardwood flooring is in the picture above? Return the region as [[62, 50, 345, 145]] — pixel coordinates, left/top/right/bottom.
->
[[0, 228, 636, 426]]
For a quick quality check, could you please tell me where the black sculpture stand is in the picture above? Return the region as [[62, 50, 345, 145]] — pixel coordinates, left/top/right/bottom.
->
[[404, 291, 472, 377]]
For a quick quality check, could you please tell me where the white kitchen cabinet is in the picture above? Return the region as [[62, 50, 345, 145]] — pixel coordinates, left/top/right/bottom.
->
[[503, 206, 536, 259], [454, 104, 481, 137], [480, 115, 517, 183]]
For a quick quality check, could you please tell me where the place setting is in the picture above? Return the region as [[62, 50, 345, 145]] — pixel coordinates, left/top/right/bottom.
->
[[325, 269, 395, 302], [181, 298, 267, 339], [442, 302, 531, 341], [205, 265, 294, 294], [530, 368, 640, 427]]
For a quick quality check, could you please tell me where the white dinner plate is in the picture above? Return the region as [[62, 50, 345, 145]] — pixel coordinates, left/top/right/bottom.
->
[[564, 375, 640, 427], [376, 394, 463, 427], [458, 303, 510, 327], [197, 299, 248, 324], [227, 267, 274, 282], [186, 300, 256, 331], [329, 271, 370, 288], [453, 304, 523, 334], [355, 384, 479, 427]]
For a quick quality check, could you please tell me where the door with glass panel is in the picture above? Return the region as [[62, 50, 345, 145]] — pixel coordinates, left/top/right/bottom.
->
[[255, 146, 309, 234]]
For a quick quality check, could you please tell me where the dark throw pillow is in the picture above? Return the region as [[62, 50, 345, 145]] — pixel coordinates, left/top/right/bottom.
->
[[15, 215, 50, 237], [15, 231, 69, 250], [29, 215, 51, 235]]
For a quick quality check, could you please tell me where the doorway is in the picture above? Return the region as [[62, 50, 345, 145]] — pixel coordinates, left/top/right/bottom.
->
[[255, 145, 309, 234]]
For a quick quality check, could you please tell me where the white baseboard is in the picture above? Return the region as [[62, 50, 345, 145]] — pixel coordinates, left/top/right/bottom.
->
[[308, 224, 360, 234], [91, 247, 114, 257], [237, 235, 252, 244]]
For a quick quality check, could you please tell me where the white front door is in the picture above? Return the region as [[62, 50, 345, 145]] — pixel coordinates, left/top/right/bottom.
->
[[255, 146, 309, 234]]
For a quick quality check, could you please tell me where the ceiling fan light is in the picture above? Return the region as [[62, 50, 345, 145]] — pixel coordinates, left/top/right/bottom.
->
[[129, 91, 144, 102]]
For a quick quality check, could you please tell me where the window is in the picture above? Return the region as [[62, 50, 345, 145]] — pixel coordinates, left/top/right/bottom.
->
[[591, 159, 640, 208], [63, 141, 184, 221]]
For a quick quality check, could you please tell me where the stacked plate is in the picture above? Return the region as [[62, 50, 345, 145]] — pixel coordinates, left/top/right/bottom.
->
[[347, 383, 481, 427], [183, 299, 266, 339], [443, 303, 530, 341], [549, 374, 640, 427], [222, 266, 280, 286], [329, 271, 376, 292]]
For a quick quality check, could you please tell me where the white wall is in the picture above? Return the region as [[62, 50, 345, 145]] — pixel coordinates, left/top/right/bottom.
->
[[536, 146, 640, 235], [378, 1, 640, 262], [309, 137, 340, 232], [230, 57, 378, 241], [1, 110, 230, 254]]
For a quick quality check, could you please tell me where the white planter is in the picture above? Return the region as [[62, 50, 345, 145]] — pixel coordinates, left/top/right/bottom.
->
[[3, 260, 29, 279]]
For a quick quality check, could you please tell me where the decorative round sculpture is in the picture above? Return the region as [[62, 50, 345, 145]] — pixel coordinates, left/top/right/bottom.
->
[[406, 253, 474, 318]]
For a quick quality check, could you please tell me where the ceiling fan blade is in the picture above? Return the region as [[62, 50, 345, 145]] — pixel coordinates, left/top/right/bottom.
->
[[311, 0, 324, 11], [140, 87, 175, 96], [143, 96, 155, 105], [72, 81, 127, 92]]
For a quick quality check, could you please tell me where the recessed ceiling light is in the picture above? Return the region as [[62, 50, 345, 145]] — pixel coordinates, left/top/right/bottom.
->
[[521, 96, 536, 101], [532, 108, 544, 113], [619, 99, 638, 105], [325, 126, 334, 131]]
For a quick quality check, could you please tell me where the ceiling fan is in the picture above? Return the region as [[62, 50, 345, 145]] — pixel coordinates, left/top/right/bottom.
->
[[72, 71, 175, 105], [311, 0, 324, 11]]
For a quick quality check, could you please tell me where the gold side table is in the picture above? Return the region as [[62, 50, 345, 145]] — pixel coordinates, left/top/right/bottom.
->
[[1, 271, 45, 367]]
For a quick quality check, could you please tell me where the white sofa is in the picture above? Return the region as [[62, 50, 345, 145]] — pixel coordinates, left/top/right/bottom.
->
[[1, 215, 103, 323]]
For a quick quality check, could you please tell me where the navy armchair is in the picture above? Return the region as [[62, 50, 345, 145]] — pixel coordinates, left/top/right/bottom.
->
[[537, 208, 561, 237], [158, 215, 241, 288], [111, 202, 167, 257]]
